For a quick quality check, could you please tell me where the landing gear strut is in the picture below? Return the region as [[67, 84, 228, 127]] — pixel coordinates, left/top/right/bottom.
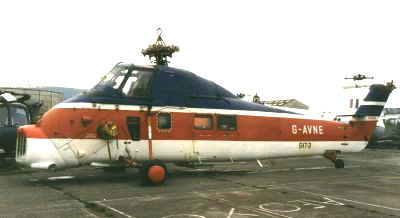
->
[[324, 151, 344, 169], [140, 160, 168, 185]]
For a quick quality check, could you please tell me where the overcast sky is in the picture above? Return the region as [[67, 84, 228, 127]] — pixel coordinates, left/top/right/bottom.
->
[[1, 0, 399, 111]]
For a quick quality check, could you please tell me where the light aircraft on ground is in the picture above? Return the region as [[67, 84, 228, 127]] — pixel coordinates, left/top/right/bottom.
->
[[15, 35, 394, 185]]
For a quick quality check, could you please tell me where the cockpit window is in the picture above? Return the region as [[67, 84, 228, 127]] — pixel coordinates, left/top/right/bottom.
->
[[128, 71, 153, 97], [97, 64, 130, 90], [0, 106, 8, 127], [92, 63, 154, 98]]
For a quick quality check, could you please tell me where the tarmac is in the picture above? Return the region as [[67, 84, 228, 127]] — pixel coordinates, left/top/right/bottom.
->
[[1, 149, 400, 218]]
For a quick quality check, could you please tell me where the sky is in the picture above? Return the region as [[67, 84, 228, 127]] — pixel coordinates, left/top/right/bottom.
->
[[1, 0, 400, 111]]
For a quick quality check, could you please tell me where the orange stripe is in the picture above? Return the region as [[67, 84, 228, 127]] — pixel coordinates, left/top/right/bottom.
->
[[18, 125, 48, 138], [22, 108, 377, 143]]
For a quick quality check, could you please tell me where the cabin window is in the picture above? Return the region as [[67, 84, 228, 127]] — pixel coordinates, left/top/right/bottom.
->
[[217, 115, 237, 131], [158, 113, 171, 130], [194, 114, 213, 130]]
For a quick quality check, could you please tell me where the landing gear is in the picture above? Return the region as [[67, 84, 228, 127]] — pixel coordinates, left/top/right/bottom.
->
[[103, 166, 126, 173], [140, 160, 168, 185], [324, 151, 345, 169], [334, 159, 344, 169]]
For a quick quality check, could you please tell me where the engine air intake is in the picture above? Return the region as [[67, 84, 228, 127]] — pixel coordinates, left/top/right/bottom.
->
[[16, 133, 26, 157]]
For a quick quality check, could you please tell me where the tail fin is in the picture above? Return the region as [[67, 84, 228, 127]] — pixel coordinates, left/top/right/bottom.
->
[[354, 82, 395, 118]]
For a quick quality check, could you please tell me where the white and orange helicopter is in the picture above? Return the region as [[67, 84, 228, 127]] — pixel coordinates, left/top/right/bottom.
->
[[15, 34, 394, 185]]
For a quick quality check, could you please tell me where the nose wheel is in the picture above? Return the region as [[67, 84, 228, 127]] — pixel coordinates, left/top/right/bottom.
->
[[140, 160, 168, 185], [324, 151, 345, 169]]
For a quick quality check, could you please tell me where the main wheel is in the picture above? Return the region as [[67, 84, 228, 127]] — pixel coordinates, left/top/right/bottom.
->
[[140, 160, 168, 185], [334, 159, 344, 169]]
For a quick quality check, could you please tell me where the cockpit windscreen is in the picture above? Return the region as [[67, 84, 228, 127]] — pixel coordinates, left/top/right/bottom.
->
[[91, 63, 154, 98]]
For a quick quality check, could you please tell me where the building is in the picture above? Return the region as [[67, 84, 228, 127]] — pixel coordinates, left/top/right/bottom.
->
[[263, 99, 309, 110], [0, 87, 64, 121]]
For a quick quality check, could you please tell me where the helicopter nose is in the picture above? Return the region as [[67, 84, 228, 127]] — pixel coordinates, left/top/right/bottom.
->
[[15, 125, 46, 166], [16, 125, 44, 156], [15, 125, 63, 170]]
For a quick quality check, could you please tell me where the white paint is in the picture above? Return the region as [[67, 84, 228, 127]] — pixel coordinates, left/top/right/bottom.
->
[[293, 125, 324, 135], [259, 203, 301, 213], [227, 208, 235, 218], [257, 205, 294, 218], [250, 165, 359, 174], [162, 215, 206, 218], [30, 162, 56, 169], [90, 162, 111, 167], [232, 213, 259, 217], [227, 208, 259, 217], [275, 186, 400, 212], [48, 176, 75, 181], [256, 160, 264, 168], [17, 138, 150, 169], [95, 202, 133, 218], [17, 137, 368, 169], [360, 101, 386, 106], [148, 121, 152, 140], [288, 200, 325, 209], [53, 102, 143, 111], [311, 197, 345, 206], [16, 138, 76, 169]]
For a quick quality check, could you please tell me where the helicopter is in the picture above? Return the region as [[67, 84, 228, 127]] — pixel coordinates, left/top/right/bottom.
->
[[0, 90, 32, 159], [345, 74, 374, 81], [15, 34, 394, 185]]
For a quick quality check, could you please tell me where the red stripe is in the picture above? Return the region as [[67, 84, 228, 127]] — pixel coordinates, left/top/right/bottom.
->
[[22, 108, 377, 142]]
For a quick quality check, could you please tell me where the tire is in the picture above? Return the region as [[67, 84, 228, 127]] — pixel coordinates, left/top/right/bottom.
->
[[334, 159, 344, 169], [140, 160, 168, 186]]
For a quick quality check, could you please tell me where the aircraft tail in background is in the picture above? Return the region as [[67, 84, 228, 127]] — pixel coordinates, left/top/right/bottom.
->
[[354, 82, 395, 118]]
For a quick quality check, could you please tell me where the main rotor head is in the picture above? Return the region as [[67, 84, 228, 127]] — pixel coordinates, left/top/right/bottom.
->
[[142, 28, 179, 65]]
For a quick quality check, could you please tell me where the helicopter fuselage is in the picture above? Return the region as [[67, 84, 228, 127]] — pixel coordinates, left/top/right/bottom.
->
[[15, 64, 391, 186]]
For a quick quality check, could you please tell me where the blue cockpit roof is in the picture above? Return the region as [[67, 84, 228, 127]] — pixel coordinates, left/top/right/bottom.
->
[[65, 64, 296, 114]]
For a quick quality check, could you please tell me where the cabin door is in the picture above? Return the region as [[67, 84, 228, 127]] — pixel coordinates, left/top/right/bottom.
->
[[215, 115, 239, 160], [126, 116, 149, 161], [192, 114, 216, 162]]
